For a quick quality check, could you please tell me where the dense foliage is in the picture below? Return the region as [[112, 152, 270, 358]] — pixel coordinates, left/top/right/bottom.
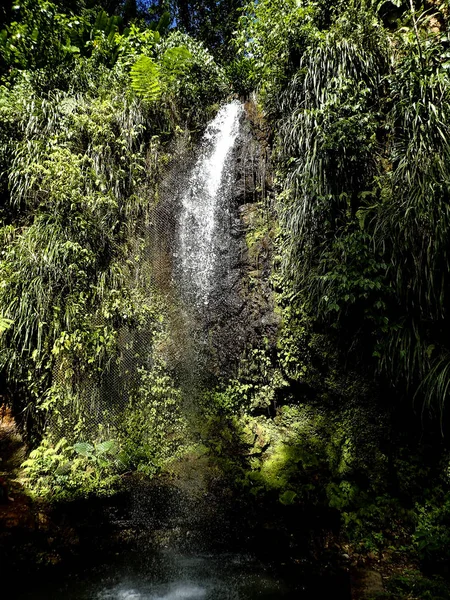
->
[[1, 0, 450, 596], [0, 0, 227, 450], [228, 0, 450, 590], [237, 0, 450, 422]]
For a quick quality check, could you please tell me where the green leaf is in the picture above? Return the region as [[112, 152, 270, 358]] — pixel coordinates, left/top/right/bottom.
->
[[279, 490, 297, 505], [162, 46, 192, 79], [0, 317, 13, 333], [55, 462, 72, 476], [73, 442, 94, 457], [130, 55, 161, 102], [95, 440, 118, 455]]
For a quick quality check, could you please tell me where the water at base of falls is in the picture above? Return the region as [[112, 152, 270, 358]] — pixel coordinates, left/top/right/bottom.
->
[[176, 101, 243, 308], [14, 550, 349, 599]]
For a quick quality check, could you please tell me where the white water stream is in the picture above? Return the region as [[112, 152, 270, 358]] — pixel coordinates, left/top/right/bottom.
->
[[178, 101, 243, 306]]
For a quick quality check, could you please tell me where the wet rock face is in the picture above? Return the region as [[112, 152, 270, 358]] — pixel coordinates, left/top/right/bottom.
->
[[154, 100, 277, 383], [233, 133, 261, 206], [233, 102, 272, 208], [202, 101, 278, 376]]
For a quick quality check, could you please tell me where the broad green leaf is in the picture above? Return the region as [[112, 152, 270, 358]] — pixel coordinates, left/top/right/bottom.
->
[[73, 442, 95, 457], [95, 440, 118, 455], [279, 490, 297, 505]]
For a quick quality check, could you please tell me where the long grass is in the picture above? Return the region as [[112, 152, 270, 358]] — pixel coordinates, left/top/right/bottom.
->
[[274, 2, 450, 416]]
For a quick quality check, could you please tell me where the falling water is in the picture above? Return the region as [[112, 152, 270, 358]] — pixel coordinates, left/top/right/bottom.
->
[[177, 101, 243, 307]]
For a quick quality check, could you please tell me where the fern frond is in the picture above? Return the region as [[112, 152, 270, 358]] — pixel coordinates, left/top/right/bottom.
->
[[161, 46, 192, 80], [130, 55, 161, 102]]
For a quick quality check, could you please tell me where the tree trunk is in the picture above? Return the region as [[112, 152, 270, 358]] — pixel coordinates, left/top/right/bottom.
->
[[177, 0, 190, 31]]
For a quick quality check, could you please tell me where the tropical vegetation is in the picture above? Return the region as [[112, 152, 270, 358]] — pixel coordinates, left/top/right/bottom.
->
[[1, 0, 450, 596]]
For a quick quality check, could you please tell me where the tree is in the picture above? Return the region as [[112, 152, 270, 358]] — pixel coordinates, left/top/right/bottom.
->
[[173, 0, 244, 60]]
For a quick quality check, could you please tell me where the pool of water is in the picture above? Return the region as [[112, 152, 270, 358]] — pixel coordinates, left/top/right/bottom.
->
[[15, 550, 348, 599]]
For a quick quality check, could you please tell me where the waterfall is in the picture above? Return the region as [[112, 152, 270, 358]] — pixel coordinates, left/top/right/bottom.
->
[[177, 101, 243, 307]]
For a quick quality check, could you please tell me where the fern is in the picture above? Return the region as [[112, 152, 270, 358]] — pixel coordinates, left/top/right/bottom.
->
[[130, 47, 192, 102], [130, 55, 161, 102], [161, 46, 192, 81], [0, 317, 13, 333]]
